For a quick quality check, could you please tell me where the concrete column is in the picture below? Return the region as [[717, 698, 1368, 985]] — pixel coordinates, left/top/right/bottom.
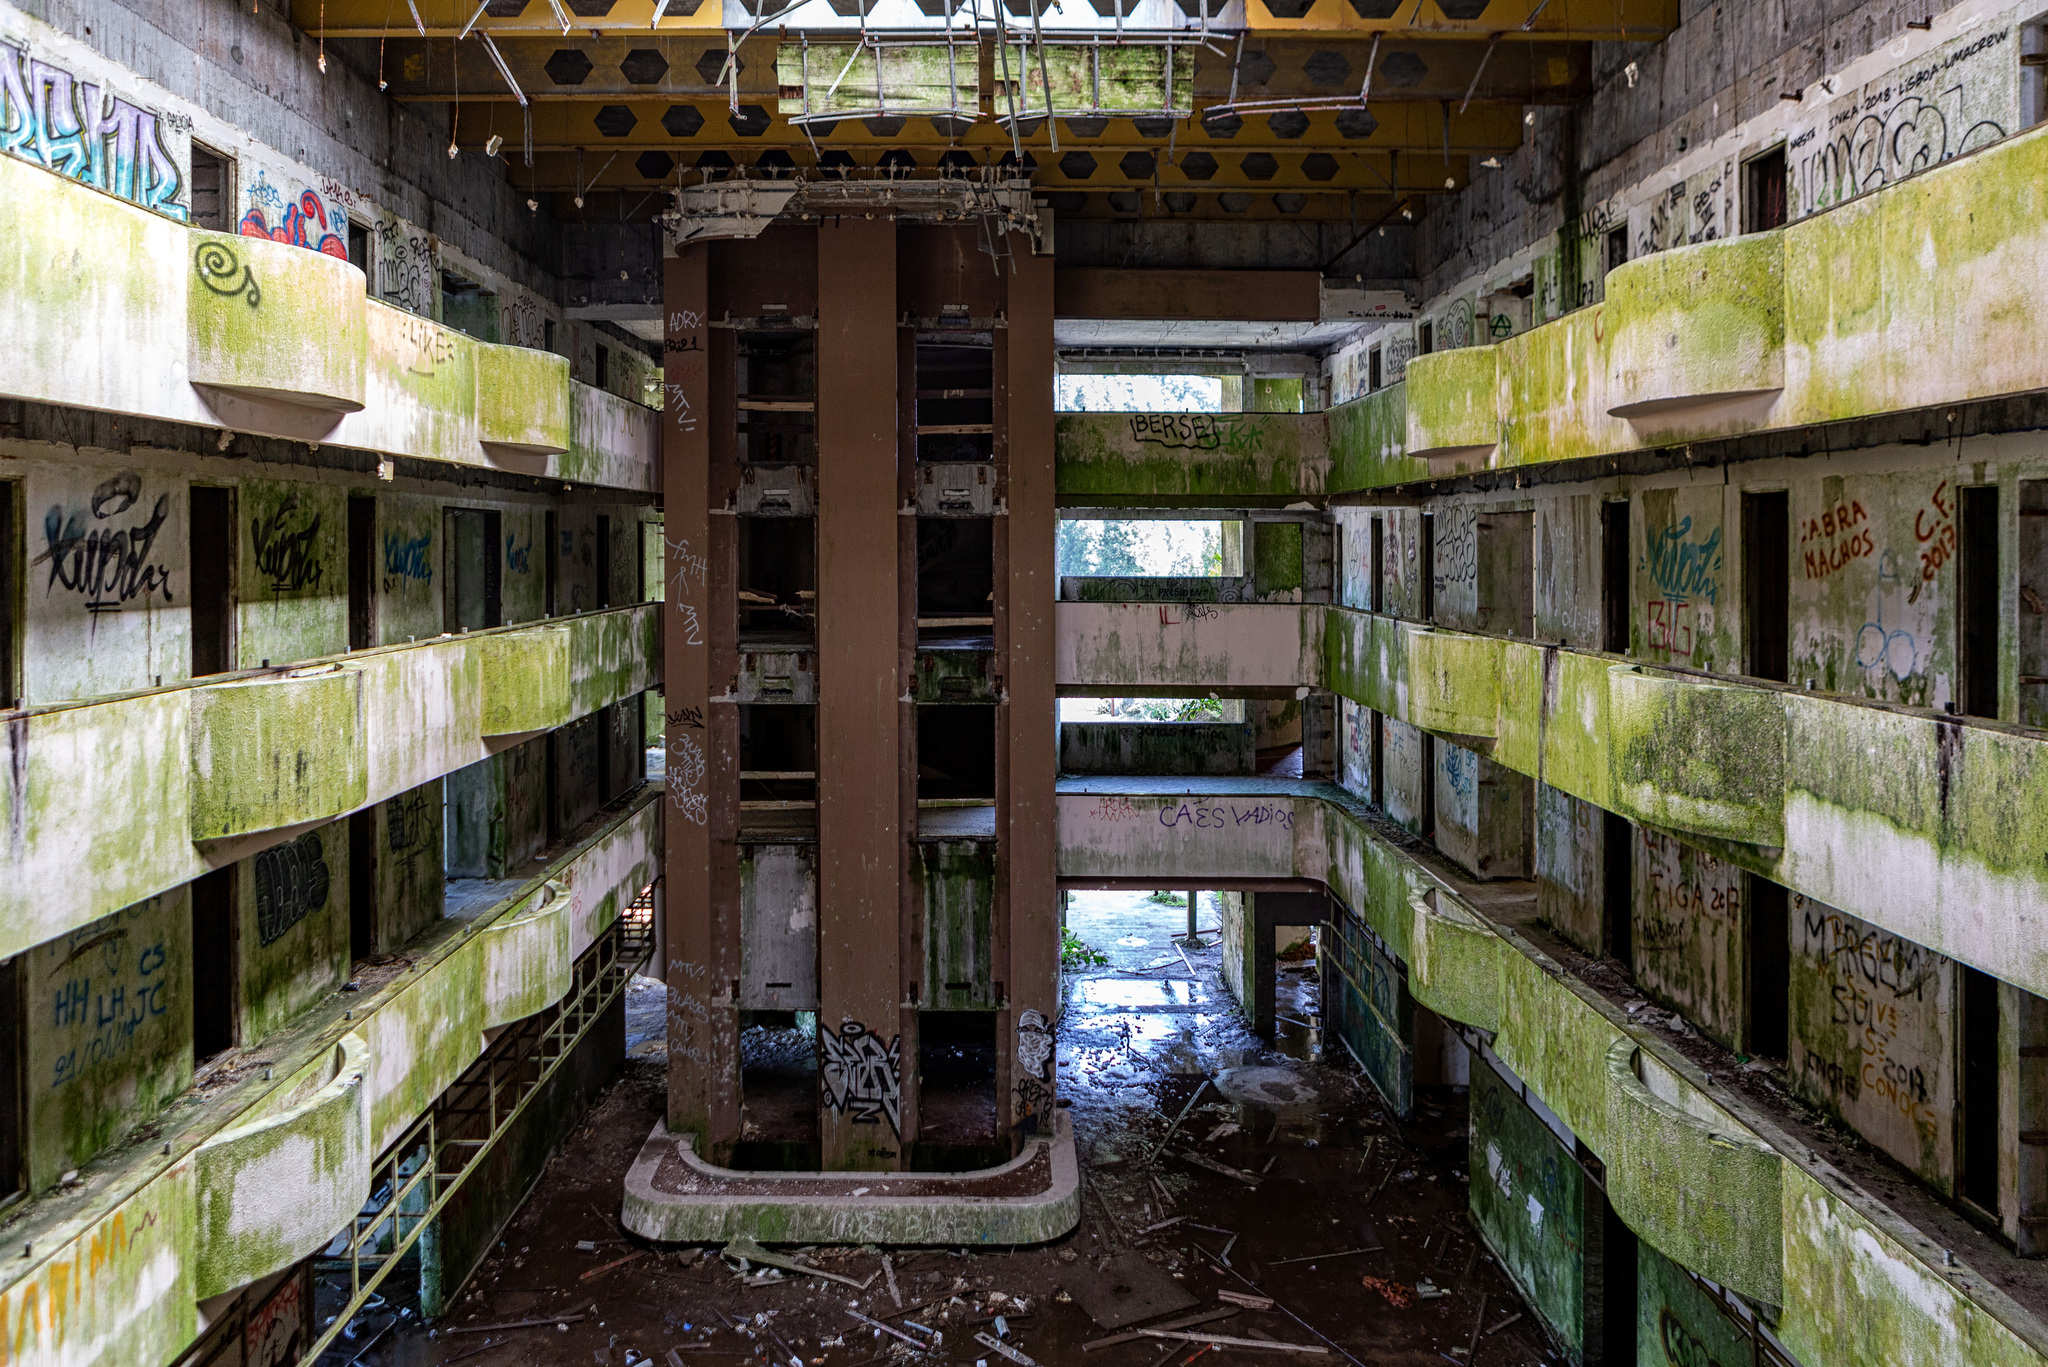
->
[[663, 246, 740, 1148], [999, 241, 1059, 1141], [816, 219, 903, 1171]]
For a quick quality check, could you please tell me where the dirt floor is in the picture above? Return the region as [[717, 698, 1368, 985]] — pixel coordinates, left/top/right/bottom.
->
[[342, 892, 1555, 1367]]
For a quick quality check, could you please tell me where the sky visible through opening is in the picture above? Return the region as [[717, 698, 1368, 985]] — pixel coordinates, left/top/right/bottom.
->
[[1056, 374, 1222, 413]]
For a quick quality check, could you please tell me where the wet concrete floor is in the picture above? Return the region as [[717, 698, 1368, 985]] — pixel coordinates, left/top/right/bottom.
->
[[344, 892, 1553, 1366]]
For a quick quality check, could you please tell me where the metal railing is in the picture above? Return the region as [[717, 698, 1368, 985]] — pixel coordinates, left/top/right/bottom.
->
[[297, 882, 658, 1366]]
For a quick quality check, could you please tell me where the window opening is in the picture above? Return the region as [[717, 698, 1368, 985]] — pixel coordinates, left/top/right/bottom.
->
[[1743, 491, 1790, 682], [189, 486, 235, 677]]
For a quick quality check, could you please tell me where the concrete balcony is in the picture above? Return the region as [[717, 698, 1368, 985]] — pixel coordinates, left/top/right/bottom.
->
[[1055, 774, 2048, 1367], [1604, 1037, 1782, 1304], [1056, 601, 1320, 692], [1325, 609, 2048, 1010], [1053, 409, 1329, 507], [479, 626, 573, 736], [0, 604, 658, 960], [189, 665, 369, 840], [481, 880, 573, 1027], [1402, 346, 1498, 472], [1607, 664, 1787, 846], [193, 1035, 370, 1300], [1604, 231, 1786, 437], [1235, 122, 2048, 493], [187, 230, 367, 413], [0, 152, 653, 491], [0, 793, 657, 1367]]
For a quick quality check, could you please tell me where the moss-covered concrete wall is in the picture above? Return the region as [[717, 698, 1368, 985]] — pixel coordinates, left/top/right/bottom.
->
[[376, 781, 446, 950], [1054, 410, 1328, 506], [0, 153, 655, 492], [1535, 785, 1605, 956], [1471, 1058, 1586, 1361], [1637, 1237, 1754, 1367], [1630, 829, 1745, 1052], [25, 891, 193, 1191], [1787, 895, 1956, 1190], [238, 821, 349, 1044], [1058, 721, 1255, 776]]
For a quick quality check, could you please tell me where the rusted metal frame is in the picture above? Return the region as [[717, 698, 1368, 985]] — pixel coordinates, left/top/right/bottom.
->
[[297, 922, 638, 1366], [896, 321, 922, 1154]]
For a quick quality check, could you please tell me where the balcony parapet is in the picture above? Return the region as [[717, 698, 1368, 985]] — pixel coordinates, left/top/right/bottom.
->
[[1607, 664, 1787, 847], [1402, 347, 1498, 473], [0, 794, 657, 1367], [0, 153, 652, 491], [1056, 775, 2048, 1367], [0, 604, 658, 961], [192, 1035, 370, 1300], [1055, 600, 1320, 692], [1604, 231, 1786, 434], [1053, 410, 1329, 508]]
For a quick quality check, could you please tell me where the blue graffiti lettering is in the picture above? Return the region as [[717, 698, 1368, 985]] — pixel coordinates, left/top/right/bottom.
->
[[0, 43, 186, 219], [1644, 516, 1723, 605]]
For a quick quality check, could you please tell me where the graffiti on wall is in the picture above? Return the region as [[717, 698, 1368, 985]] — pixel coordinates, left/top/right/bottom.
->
[[375, 212, 437, 316], [1014, 1008, 1054, 1130], [239, 166, 348, 258], [1794, 898, 1947, 1132], [1642, 513, 1722, 658], [244, 1272, 307, 1367], [251, 491, 324, 594], [1790, 25, 2012, 221], [381, 528, 432, 590], [0, 40, 187, 218], [33, 470, 173, 616], [45, 901, 173, 1089], [254, 830, 331, 946], [820, 1018, 901, 1136]]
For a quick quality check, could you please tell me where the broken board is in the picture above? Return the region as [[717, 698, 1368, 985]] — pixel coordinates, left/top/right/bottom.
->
[[1062, 1253, 1199, 1329]]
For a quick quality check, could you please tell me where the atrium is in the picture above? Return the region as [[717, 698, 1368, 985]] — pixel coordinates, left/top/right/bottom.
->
[[2, 0, 2045, 1364]]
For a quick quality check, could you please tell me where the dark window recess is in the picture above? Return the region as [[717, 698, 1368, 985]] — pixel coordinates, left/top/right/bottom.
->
[[1369, 515, 1386, 614], [595, 344, 611, 391], [347, 218, 370, 277], [1959, 485, 2001, 719], [0, 480, 15, 707], [0, 955, 19, 1197], [191, 867, 237, 1061], [1368, 347, 1383, 391], [189, 144, 230, 231], [1600, 1193, 1639, 1365], [1606, 225, 1629, 274], [1368, 709, 1385, 809], [739, 705, 817, 806], [1743, 491, 1790, 682], [347, 494, 376, 651], [918, 517, 994, 620], [1418, 733, 1436, 841], [918, 705, 996, 801], [348, 808, 377, 963], [1419, 512, 1436, 622], [442, 272, 498, 344], [1418, 321, 1434, 356], [1961, 964, 2002, 1212], [544, 510, 561, 615], [443, 508, 503, 631], [1603, 810, 1633, 970], [1746, 876, 1790, 1060], [596, 514, 614, 610], [543, 318, 558, 354], [739, 332, 819, 465], [1602, 499, 1630, 653], [915, 1011, 1000, 1165], [189, 486, 235, 677], [2020, 481, 2048, 727], [915, 342, 995, 464], [544, 728, 563, 844], [738, 516, 816, 636], [1744, 146, 1788, 233]]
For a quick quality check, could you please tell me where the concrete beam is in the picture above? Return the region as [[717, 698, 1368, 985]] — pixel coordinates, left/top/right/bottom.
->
[[1054, 267, 1322, 323]]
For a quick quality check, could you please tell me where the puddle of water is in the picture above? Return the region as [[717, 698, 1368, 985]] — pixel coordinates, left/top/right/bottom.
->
[[1072, 978, 1206, 1009]]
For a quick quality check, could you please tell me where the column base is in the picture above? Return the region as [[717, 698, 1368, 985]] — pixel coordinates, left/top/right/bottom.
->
[[621, 1111, 1080, 1246]]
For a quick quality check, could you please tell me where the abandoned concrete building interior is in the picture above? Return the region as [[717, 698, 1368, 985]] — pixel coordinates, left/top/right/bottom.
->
[[9, 0, 2048, 1361]]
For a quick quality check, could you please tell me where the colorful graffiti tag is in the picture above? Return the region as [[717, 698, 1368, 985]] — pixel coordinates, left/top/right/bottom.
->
[[239, 167, 348, 258], [0, 40, 187, 218]]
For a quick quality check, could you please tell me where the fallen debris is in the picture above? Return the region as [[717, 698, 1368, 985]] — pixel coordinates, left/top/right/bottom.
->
[[1215, 1291, 1273, 1311], [1485, 1312, 1524, 1336], [974, 1330, 1041, 1365], [579, 1250, 648, 1281], [441, 1313, 589, 1335], [1082, 1307, 1241, 1353], [1359, 1277, 1414, 1309], [845, 1308, 924, 1349], [722, 1235, 874, 1291], [1136, 1330, 1329, 1355], [1267, 1247, 1382, 1267], [1144, 1080, 1213, 1165], [1174, 1149, 1262, 1186]]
